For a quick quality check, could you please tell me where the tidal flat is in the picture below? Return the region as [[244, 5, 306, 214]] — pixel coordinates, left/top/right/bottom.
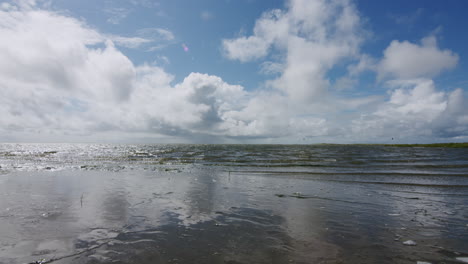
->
[[0, 144, 467, 264]]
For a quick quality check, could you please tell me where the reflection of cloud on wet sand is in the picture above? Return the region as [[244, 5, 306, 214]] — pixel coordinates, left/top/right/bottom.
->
[[2, 162, 467, 264], [68, 207, 330, 263], [100, 189, 129, 223], [184, 173, 217, 215]]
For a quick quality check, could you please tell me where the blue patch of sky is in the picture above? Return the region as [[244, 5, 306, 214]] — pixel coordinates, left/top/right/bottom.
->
[[356, 0, 468, 84], [153, 0, 285, 89], [64, 98, 88, 113], [347, 0, 468, 101], [49, 0, 468, 95], [50, 0, 284, 90]]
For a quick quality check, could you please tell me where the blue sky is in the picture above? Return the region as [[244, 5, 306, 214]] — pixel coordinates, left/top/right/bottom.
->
[[0, 0, 467, 143], [47, 0, 468, 89]]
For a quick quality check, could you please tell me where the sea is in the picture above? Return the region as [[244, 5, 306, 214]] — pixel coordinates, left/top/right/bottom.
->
[[0, 144, 467, 263]]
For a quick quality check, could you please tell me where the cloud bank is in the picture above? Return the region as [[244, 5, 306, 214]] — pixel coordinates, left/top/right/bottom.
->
[[0, 0, 466, 143]]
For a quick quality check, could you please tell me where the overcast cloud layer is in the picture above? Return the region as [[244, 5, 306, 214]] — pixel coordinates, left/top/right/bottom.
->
[[0, 0, 467, 143]]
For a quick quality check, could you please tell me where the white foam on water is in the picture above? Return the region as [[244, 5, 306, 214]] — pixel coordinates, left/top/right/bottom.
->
[[403, 240, 417, 246]]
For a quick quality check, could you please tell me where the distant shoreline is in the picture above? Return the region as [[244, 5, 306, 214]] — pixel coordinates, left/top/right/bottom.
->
[[318, 142, 468, 148], [0, 142, 467, 147]]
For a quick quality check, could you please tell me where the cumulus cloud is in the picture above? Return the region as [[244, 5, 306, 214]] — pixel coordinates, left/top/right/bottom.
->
[[0, 4, 251, 141], [434, 88, 468, 138], [222, 9, 288, 62], [0, 0, 352, 142], [378, 36, 459, 80], [352, 79, 468, 141], [220, 0, 372, 138], [349, 35, 467, 142], [221, 0, 467, 142], [223, 0, 363, 102], [378, 79, 447, 123], [223, 36, 271, 62], [0, 5, 137, 137], [0, 0, 466, 143]]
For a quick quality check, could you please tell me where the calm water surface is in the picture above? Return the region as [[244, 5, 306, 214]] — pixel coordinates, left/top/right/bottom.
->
[[0, 144, 467, 263]]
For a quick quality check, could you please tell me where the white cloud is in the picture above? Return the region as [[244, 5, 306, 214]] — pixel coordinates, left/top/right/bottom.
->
[[12, 0, 37, 10], [378, 79, 447, 122], [100, 28, 176, 50], [222, 9, 287, 62], [333, 77, 357, 90], [0, 0, 466, 143], [223, 0, 363, 102], [133, 27, 175, 51], [137, 28, 174, 41], [105, 7, 131, 25], [109, 35, 152, 49], [354, 35, 466, 141], [378, 36, 459, 80], [259, 61, 284, 75], [0, 4, 252, 141], [223, 36, 271, 62], [221, 0, 466, 142], [352, 79, 468, 140], [432, 88, 468, 138], [348, 54, 376, 76]]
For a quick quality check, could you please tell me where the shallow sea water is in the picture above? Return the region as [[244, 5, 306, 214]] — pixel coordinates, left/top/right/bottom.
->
[[0, 144, 467, 264]]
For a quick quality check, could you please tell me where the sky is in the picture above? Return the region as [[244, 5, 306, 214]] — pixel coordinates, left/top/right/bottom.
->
[[0, 0, 467, 144]]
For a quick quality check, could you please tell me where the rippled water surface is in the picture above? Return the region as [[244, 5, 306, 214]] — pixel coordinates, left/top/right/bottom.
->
[[0, 144, 467, 263]]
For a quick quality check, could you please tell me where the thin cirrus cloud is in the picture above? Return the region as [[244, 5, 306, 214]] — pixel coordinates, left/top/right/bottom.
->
[[105, 7, 131, 25], [200, 11, 214, 21], [108, 28, 176, 50], [109, 35, 152, 49], [136, 28, 176, 51], [0, 0, 466, 143]]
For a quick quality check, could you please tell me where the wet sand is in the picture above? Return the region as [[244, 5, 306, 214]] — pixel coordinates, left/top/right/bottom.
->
[[0, 167, 467, 264]]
